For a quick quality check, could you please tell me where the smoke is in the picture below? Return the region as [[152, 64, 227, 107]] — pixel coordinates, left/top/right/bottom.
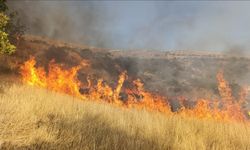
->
[[6, 1, 250, 52], [7, 1, 115, 48]]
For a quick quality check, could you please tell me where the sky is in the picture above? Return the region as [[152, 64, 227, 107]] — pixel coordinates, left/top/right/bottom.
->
[[8, 1, 250, 52]]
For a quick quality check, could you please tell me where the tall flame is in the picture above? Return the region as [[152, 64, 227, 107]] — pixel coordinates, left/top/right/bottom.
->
[[20, 57, 249, 123], [216, 70, 234, 103], [20, 57, 83, 98], [178, 71, 248, 122]]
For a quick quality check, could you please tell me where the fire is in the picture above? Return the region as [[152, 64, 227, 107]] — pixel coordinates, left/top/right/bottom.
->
[[20, 57, 84, 98], [20, 57, 46, 87], [20, 57, 249, 123], [178, 71, 248, 122], [113, 72, 127, 102], [216, 70, 234, 103], [126, 79, 171, 114]]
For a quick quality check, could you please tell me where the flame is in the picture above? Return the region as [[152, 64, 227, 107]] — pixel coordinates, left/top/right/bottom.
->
[[20, 57, 249, 123], [126, 79, 171, 114], [216, 70, 234, 103], [20, 57, 84, 98], [113, 71, 127, 104], [178, 71, 248, 122], [20, 57, 46, 87]]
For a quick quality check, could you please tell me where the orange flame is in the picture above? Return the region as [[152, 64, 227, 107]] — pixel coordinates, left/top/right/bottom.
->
[[20, 57, 249, 123], [126, 79, 171, 114], [20, 57, 47, 87], [178, 71, 248, 122], [216, 70, 234, 103], [20, 57, 84, 98]]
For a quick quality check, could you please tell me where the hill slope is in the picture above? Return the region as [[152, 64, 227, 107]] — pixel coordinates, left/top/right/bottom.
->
[[0, 83, 249, 150], [1, 35, 250, 100]]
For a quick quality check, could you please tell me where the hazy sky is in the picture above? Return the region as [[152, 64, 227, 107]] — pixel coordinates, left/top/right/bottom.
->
[[8, 1, 250, 52]]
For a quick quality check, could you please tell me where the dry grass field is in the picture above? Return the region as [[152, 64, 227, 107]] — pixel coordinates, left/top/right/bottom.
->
[[0, 83, 249, 150]]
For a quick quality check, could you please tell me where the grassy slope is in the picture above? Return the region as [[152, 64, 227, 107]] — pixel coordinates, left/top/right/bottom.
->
[[0, 83, 249, 150]]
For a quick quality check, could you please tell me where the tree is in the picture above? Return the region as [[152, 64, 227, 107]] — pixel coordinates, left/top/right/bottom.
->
[[0, 0, 16, 54], [0, 12, 15, 54]]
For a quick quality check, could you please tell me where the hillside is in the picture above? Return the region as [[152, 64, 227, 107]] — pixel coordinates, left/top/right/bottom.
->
[[0, 35, 249, 149], [0, 83, 249, 150], [1, 35, 250, 100], [3, 1, 250, 149], [0, 35, 249, 111]]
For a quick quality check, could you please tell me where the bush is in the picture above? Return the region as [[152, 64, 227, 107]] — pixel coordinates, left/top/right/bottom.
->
[[0, 12, 15, 54]]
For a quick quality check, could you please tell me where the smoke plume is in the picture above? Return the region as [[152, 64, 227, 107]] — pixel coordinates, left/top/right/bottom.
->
[[6, 1, 250, 52]]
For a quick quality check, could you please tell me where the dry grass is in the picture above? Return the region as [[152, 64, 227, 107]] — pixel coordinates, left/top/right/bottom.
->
[[0, 83, 249, 150]]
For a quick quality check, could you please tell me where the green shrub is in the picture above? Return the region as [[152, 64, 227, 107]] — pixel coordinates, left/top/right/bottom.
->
[[0, 12, 15, 54]]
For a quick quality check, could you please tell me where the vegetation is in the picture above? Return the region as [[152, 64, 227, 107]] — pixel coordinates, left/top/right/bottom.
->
[[0, 0, 26, 54], [0, 12, 15, 54], [0, 83, 249, 150]]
